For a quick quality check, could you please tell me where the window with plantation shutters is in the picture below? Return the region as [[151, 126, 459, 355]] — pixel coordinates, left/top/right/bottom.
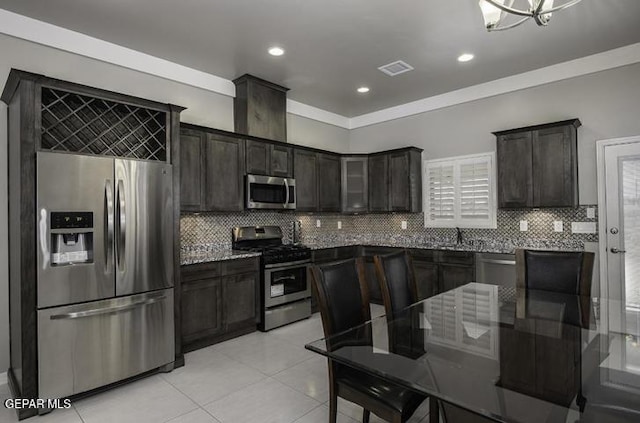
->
[[424, 153, 496, 228]]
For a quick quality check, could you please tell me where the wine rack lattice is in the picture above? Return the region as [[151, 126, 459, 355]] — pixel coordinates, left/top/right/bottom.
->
[[40, 87, 167, 161]]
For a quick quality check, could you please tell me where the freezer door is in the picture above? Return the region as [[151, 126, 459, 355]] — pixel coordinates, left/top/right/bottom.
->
[[38, 289, 175, 398], [115, 159, 174, 296], [37, 152, 115, 308]]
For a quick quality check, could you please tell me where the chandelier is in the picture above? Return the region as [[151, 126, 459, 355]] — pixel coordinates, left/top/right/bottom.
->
[[478, 0, 583, 31]]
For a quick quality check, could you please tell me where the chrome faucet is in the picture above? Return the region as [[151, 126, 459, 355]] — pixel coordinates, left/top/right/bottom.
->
[[456, 227, 463, 245]]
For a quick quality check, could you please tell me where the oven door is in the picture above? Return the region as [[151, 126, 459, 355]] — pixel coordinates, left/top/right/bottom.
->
[[264, 261, 310, 307], [246, 174, 296, 210]]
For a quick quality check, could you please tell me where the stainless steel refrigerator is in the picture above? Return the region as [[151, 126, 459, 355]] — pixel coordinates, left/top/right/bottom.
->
[[35, 151, 175, 399]]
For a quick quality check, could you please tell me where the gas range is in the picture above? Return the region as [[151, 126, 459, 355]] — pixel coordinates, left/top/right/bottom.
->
[[232, 226, 310, 265], [232, 226, 312, 331]]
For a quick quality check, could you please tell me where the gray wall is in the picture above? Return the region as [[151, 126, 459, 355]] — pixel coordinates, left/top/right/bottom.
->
[[0, 33, 349, 371], [349, 62, 640, 205]]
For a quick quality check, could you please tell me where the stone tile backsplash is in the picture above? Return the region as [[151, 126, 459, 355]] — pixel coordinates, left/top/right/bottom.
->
[[181, 206, 598, 253]]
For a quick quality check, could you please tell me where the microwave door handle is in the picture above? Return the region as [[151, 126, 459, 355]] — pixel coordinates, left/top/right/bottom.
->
[[284, 179, 290, 206]]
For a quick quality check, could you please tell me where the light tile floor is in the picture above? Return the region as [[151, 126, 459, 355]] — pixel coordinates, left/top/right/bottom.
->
[[0, 305, 429, 423]]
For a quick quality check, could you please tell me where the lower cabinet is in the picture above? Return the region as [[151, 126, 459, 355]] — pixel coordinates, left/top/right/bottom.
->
[[308, 246, 476, 310], [181, 257, 259, 352], [182, 278, 224, 343], [439, 263, 475, 293]]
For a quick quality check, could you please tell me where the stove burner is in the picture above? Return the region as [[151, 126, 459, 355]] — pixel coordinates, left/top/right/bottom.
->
[[232, 226, 311, 264]]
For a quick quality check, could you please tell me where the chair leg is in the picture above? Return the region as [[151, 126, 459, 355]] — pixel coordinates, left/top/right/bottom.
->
[[362, 409, 370, 423], [329, 387, 338, 423]]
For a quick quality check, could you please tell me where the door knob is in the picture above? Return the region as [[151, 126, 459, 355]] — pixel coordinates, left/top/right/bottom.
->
[[611, 248, 626, 254]]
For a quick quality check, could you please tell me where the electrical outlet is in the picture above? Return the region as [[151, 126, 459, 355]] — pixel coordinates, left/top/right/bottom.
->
[[337, 221, 342, 230], [316, 219, 321, 228], [571, 222, 596, 234], [586, 208, 596, 219], [519, 220, 528, 231], [553, 221, 563, 232], [401, 220, 408, 230]]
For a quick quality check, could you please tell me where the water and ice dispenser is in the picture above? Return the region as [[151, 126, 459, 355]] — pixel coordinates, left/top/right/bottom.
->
[[50, 212, 94, 265]]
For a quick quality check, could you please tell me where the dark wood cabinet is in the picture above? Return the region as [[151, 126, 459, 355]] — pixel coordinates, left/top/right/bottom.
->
[[204, 133, 245, 211], [318, 153, 341, 212], [270, 144, 293, 177], [245, 140, 293, 177], [234, 74, 288, 142], [495, 119, 580, 208], [294, 148, 319, 211], [497, 132, 533, 208], [223, 273, 257, 328], [179, 125, 245, 212], [341, 156, 368, 213], [389, 148, 422, 212], [181, 257, 259, 352], [368, 154, 389, 212], [439, 263, 475, 293], [180, 129, 206, 211], [532, 125, 578, 207], [245, 139, 270, 175], [182, 278, 224, 343]]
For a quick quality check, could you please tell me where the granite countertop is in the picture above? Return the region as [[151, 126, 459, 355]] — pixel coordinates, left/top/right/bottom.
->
[[303, 238, 584, 255], [180, 247, 261, 266], [181, 237, 583, 265]]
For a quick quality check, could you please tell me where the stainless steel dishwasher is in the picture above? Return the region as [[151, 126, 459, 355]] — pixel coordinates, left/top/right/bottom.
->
[[475, 252, 516, 287]]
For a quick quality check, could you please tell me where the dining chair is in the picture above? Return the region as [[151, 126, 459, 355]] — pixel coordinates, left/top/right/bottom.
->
[[373, 251, 423, 358], [515, 249, 595, 296], [310, 258, 427, 423]]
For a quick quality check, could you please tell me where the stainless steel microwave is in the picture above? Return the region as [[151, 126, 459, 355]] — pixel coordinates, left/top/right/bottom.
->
[[246, 174, 296, 210]]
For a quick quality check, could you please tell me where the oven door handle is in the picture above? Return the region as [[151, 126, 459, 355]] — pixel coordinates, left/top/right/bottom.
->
[[273, 275, 296, 283], [264, 259, 311, 270]]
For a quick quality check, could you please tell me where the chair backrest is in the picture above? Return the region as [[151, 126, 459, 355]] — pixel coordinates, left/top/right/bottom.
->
[[374, 251, 418, 318], [515, 249, 594, 296], [310, 258, 371, 350]]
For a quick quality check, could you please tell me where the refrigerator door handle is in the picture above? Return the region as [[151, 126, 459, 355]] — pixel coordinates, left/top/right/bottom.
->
[[39, 208, 50, 270], [49, 295, 167, 320], [105, 180, 114, 273], [116, 179, 126, 271]]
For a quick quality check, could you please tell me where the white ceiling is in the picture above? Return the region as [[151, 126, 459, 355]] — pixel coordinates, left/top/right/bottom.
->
[[1, 0, 639, 117]]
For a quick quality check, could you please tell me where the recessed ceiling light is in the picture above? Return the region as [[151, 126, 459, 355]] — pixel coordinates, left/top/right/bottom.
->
[[357, 87, 370, 93], [268, 47, 285, 56], [457, 53, 475, 63]]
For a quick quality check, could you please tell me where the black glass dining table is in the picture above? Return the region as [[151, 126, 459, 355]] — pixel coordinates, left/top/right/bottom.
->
[[305, 283, 640, 423]]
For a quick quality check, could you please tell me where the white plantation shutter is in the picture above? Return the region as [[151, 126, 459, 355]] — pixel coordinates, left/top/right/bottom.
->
[[426, 162, 455, 223], [424, 153, 496, 228]]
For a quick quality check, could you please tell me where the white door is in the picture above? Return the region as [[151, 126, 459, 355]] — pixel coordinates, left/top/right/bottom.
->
[[604, 141, 640, 334], [600, 139, 640, 389]]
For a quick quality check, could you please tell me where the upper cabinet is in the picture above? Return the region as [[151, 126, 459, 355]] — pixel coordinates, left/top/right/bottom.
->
[[234, 74, 288, 142], [496, 119, 580, 208], [341, 156, 368, 213], [318, 153, 342, 212], [389, 149, 422, 213], [368, 154, 389, 212], [294, 149, 319, 212], [180, 125, 245, 212], [245, 139, 293, 177]]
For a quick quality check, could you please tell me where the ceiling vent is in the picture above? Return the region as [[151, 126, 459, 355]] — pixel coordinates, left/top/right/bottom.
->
[[378, 60, 414, 76]]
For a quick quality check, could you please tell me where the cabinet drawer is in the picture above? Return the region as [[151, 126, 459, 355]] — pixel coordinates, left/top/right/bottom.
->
[[437, 250, 475, 266], [361, 246, 400, 257], [407, 248, 436, 262], [181, 262, 221, 282], [312, 248, 337, 263], [221, 257, 260, 275], [335, 246, 358, 260]]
